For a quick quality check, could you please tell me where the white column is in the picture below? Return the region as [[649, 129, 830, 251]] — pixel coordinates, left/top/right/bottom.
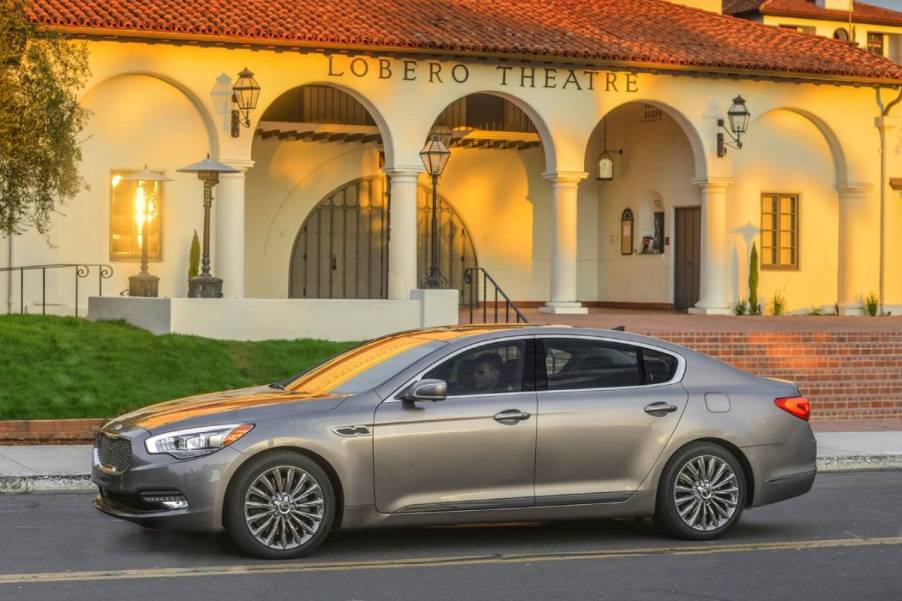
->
[[837, 182, 874, 315], [215, 158, 254, 298], [540, 171, 588, 314], [385, 168, 423, 300], [689, 177, 732, 315]]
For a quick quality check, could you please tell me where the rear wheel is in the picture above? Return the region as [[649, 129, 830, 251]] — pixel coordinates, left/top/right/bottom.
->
[[224, 451, 335, 559], [655, 442, 746, 540]]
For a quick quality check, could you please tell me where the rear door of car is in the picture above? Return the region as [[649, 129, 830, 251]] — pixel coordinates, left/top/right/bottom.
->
[[372, 337, 538, 514], [534, 336, 688, 503]]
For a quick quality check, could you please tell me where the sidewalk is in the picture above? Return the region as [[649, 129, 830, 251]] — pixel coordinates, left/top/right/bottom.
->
[[1, 430, 900, 493]]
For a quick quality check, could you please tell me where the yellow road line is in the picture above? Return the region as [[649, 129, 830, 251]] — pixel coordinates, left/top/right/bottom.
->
[[1, 536, 900, 585]]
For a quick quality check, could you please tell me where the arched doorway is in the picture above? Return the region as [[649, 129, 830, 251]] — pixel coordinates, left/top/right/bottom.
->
[[585, 101, 701, 310], [289, 175, 477, 300]]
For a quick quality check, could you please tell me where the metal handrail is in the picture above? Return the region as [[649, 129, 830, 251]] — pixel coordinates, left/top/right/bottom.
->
[[463, 267, 528, 324], [0, 263, 114, 317]]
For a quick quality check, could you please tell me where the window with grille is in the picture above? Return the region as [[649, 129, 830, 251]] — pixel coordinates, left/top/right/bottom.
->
[[642, 104, 662, 122], [110, 170, 163, 262], [868, 32, 885, 56], [760, 193, 798, 270]]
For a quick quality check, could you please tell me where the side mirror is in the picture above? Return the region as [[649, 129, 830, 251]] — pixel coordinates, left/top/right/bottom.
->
[[402, 379, 447, 402]]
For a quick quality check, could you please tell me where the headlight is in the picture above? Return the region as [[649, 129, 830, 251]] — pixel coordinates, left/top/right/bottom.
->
[[144, 424, 254, 459]]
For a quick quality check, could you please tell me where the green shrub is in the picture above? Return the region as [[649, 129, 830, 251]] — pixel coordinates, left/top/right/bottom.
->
[[188, 230, 200, 278], [732, 300, 748, 315], [806, 306, 823, 316], [863, 292, 879, 317], [769, 290, 786, 316], [748, 243, 760, 315]]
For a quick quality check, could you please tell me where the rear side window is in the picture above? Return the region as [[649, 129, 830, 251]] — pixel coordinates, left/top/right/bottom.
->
[[643, 348, 679, 383], [540, 338, 679, 390], [543, 339, 642, 390]]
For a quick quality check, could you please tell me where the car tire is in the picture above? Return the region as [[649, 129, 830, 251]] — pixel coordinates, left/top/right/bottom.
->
[[655, 442, 747, 540], [223, 450, 335, 559]]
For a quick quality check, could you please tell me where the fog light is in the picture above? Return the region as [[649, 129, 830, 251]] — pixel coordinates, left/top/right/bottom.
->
[[140, 494, 189, 510]]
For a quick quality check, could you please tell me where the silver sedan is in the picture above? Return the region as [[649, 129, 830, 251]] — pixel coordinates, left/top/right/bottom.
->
[[92, 325, 816, 558]]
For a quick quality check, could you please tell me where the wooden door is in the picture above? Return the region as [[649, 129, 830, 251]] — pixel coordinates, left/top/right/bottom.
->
[[674, 207, 701, 311]]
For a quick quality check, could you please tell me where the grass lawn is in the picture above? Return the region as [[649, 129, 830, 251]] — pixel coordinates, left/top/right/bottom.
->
[[0, 315, 356, 420]]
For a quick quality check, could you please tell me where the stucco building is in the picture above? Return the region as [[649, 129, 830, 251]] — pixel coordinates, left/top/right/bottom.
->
[[725, 0, 902, 63], [4, 0, 902, 338]]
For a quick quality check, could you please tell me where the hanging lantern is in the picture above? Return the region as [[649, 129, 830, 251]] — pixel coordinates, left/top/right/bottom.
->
[[597, 152, 614, 181]]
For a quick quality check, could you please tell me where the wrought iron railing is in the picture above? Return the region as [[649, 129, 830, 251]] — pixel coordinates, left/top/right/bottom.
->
[[462, 267, 528, 324], [0, 263, 114, 317]]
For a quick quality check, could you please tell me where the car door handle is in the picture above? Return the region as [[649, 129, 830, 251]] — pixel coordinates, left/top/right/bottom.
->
[[494, 409, 531, 423], [644, 402, 678, 415]]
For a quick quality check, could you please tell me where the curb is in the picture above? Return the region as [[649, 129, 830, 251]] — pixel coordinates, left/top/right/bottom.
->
[[816, 455, 902, 473], [0, 474, 94, 494], [1, 456, 900, 494]]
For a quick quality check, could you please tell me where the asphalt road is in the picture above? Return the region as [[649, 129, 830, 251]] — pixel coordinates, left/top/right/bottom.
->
[[0, 471, 900, 601]]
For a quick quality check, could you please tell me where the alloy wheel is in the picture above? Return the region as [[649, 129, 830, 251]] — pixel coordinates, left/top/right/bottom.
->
[[243, 465, 325, 550], [672, 454, 739, 532]]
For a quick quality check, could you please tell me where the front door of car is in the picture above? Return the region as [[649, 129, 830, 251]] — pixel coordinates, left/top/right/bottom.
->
[[373, 338, 537, 514], [534, 337, 688, 503]]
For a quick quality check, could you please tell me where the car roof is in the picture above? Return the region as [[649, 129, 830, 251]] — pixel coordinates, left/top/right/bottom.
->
[[409, 323, 682, 353]]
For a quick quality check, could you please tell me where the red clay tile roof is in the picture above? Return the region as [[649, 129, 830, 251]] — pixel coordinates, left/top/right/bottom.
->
[[724, 0, 902, 27], [26, 0, 902, 83]]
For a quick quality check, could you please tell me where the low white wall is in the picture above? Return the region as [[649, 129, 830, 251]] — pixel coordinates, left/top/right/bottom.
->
[[88, 289, 459, 341]]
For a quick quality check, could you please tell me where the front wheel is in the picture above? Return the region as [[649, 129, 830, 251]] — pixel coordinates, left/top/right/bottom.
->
[[224, 451, 335, 559], [655, 442, 747, 540]]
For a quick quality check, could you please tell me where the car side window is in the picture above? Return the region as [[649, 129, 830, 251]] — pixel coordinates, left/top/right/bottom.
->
[[643, 348, 679, 383], [542, 338, 643, 390], [423, 340, 526, 396]]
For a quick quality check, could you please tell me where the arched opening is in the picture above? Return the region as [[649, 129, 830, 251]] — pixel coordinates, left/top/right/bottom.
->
[[67, 73, 213, 300], [421, 92, 549, 302], [289, 175, 477, 300], [730, 108, 843, 312], [246, 84, 391, 299], [584, 101, 700, 310]]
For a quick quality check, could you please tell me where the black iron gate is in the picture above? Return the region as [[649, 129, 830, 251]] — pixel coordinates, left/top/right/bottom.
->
[[289, 175, 478, 302]]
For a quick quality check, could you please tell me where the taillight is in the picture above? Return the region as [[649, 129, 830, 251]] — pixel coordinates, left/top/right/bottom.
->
[[774, 396, 810, 421]]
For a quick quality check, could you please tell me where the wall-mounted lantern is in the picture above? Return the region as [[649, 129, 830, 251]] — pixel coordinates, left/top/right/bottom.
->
[[717, 95, 750, 158], [596, 117, 623, 181], [123, 167, 171, 297], [231, 68, 261, 138]]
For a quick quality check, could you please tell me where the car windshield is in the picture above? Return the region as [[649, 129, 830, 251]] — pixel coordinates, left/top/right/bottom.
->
[[274, 331, 452, 396]]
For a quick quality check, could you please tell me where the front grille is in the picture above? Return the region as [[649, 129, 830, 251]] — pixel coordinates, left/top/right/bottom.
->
[[96, 433, 132, 472]]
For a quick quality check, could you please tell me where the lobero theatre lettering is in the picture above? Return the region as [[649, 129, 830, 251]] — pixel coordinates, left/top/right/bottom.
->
[[327, 55, 639, 93]]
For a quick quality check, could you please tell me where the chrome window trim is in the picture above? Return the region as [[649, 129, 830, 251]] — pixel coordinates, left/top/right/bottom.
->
[[386, 335, 534, 402], [385, 332, 686, 402], [536, 334, 686, 393]]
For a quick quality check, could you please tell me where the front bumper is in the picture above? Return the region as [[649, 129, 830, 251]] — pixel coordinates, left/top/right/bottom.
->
[[92, 435, 242, 532]]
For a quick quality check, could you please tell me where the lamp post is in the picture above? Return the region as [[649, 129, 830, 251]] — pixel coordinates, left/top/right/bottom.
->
[[717, 95, 751, 158], [419, 132, 451, 288], [177, 155, 240, 298], [124, 167, 171, 297], [231, 68, 261, 138]]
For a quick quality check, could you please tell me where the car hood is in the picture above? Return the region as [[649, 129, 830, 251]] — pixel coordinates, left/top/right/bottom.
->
[[105, 385, 348, 433]]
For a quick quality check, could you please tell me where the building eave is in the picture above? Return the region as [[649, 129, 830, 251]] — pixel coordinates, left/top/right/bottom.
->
[[43, 25, 902, 88]]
